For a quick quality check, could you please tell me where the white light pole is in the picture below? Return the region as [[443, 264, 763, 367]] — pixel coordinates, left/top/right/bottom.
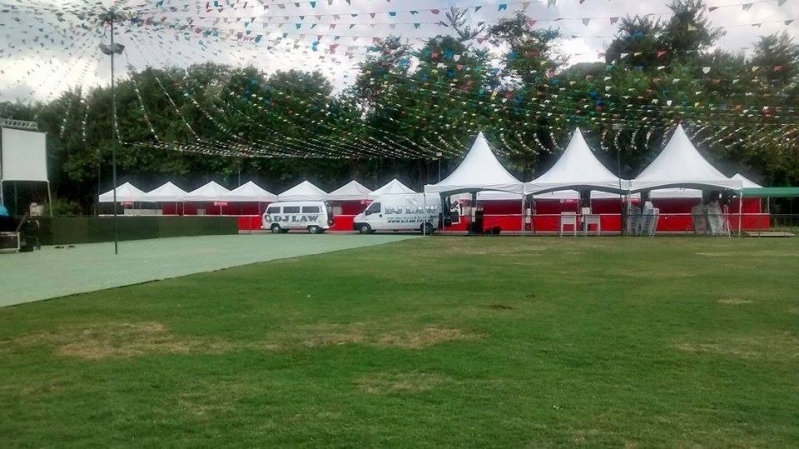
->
[[99, 10, 126, 255]]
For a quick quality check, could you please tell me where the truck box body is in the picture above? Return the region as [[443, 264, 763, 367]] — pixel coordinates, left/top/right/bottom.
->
[[353, 193, 441, 234]]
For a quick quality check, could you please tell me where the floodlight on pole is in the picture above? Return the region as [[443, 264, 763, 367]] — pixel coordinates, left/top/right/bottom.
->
[[98, 9, 126, 255]]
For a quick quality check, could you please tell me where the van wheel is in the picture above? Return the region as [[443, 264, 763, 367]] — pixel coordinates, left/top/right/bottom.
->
[[421, 222, 434, 235], [358, 224, 371, 234], [271, 224, 282, 234], [308, 225, 321, 234]]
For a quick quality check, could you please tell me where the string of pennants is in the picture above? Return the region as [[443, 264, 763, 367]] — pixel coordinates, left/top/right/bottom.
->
[[0, 1, 789, 98], [0, 0, 797, 160]]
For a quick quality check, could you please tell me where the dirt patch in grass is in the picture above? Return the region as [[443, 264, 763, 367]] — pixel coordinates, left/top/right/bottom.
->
[[357, 372, 452, 395], [377, 326, 480, 349], [14, 322, 234, 360], [717, 298, 753, 305], [12, 321, 480, 359], [675, 332, 799, 360], [297, 323, 368, 349], [296, 323, 480, 350], [697, 250, 799, 258]]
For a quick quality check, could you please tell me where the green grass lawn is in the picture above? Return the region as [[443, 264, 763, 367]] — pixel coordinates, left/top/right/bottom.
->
[[1, 236, 798, 447]]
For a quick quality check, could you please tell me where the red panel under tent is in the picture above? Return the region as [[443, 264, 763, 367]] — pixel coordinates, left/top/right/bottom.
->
[[162, 202, 269, 217], [154, 196, 767, 234], [439, 196, 767, 234]]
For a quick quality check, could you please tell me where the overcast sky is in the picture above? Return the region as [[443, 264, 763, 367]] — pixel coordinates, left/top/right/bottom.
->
[[0, 0, 796, 103]]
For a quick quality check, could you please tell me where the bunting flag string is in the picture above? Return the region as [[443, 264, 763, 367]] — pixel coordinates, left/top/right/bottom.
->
[[0, 0, 797, 161]]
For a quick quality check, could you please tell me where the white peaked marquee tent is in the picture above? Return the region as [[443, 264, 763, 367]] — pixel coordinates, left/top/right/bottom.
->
[[278, 180, 327, 202], [98, 182, 146, 203], [222, 181, 278, 202], [732, 173, 761, 189], [183, 181, 230, 202], [630, 124, 742, 192], [327, 180, 372, 201], [525, 128, 627, 196], [424, 132, 523, 196], [139, 182, 187, 202], [369, 178, 415, 198], [649, 175, 759, 199]]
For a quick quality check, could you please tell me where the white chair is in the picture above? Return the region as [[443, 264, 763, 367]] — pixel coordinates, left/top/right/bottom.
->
[[581, 207, 601, 236], [560, 212, 577, 236]]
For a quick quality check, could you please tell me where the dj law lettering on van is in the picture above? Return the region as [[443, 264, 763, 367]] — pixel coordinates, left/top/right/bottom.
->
[[384, 205, 439, 215], [264, 214, 320, 223]]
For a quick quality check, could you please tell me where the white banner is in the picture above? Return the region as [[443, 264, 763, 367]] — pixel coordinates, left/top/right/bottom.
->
[[2, 128, 48, 182]]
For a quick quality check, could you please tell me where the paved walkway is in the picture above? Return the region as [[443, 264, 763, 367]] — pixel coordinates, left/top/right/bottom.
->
[[0, 234, 416, 307]]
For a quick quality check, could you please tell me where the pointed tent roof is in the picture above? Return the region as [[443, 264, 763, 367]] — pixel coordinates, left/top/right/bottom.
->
[[139, 182, 187, 202], [183, 181, 230, 202], [525, 128, 627, 195], [732, 173, 762, 188], [650, 174, 760, 198], [98, 182, 146, 203], [424, 132, 523, 195], [630, 124, 741, 192], [326, 180, 372, 201], [222, 181, 278, 202], [369, 178, 415, 198], [278, 180, 327, 202]]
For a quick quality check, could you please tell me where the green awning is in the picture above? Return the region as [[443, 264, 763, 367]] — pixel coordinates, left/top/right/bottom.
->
[[741, 187, 799, 198]]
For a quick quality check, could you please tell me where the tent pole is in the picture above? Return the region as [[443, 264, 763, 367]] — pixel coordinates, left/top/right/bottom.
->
[[520, 194, 525, 237], [737, 194, 743, 237]]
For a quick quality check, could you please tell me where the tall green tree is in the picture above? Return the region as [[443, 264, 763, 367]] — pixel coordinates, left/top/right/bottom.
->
[[659, 0, 724, 64], [605, 16, 664, 70]]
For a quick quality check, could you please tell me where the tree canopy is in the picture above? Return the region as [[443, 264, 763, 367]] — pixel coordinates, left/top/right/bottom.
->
[[1, 0, 797, 213]]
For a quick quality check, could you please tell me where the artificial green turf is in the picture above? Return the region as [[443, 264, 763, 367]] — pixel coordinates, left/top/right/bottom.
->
[[1, 237, 797, 447]]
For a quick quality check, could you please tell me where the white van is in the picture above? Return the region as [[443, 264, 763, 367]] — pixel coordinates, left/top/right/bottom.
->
[[353, 193, 441, 234], [262, 201, 333, 234]]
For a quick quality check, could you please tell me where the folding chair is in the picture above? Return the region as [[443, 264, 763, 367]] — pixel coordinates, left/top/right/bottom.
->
[[560, 212, 577, 236], [581, 207, 601, 236]]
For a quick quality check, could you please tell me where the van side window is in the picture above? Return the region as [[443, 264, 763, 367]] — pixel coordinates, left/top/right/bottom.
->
[[366, 202, 380, 214], [266, 207, 281, 214], [284, 206, 301, 214], [302, 206, 320, 213]]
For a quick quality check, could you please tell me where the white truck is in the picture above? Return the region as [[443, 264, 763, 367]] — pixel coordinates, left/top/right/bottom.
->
[[353, 193, 441, 234], [262, 201, 333, 234]]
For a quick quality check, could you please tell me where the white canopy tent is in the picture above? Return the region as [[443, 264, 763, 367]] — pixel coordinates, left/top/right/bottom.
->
[[525, 128, 628, 196], [278, 180, 327, 202], [222, 181, 278, 202], [98, 182, 146, 203], [139, 182, 187, 202], [326, 180, 372, 201], [732, 173, 762, 189], [183, 181, 231, 202], [630, 124, 742, 192], [424, 132, 523, 196], [369, 179, 415, 198]]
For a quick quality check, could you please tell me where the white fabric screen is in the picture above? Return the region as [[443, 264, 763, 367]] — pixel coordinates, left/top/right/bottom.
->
[[2, 128, 48, 182]]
